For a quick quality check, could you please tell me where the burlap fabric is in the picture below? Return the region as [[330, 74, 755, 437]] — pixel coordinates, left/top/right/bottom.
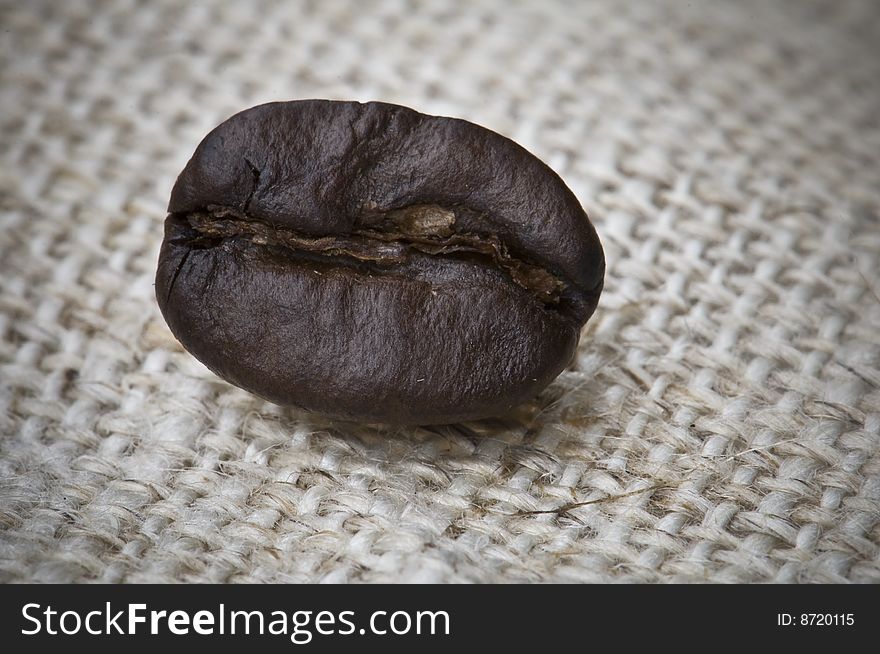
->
[[1, 0, 878, 583]]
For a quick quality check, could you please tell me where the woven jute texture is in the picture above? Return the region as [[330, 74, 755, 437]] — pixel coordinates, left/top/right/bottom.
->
[[2, 0, 879, 583]]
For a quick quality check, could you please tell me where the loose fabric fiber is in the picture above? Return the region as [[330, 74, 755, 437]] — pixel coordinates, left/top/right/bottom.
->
[[1, 0, 878, 583]]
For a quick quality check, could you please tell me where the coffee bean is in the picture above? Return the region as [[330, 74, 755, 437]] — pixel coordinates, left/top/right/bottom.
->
[[156, 100, 604, 424]]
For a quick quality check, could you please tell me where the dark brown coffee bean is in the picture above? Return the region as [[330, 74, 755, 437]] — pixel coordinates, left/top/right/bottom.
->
[[156, 100, 604, 424]]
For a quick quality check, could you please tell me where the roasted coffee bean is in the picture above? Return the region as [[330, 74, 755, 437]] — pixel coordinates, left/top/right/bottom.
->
[[156, 100, 604, 424]]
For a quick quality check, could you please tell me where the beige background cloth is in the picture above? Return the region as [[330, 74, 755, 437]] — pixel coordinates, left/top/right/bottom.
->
[[1, 0, 878, 583]]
